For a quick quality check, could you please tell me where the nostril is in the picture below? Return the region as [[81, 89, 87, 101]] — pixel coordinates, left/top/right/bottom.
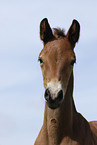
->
[[57, 90, 63, 102], [45, 88, 51, 101]]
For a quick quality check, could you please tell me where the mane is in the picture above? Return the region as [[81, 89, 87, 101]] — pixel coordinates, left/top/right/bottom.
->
[[53, 28, 65, 38]]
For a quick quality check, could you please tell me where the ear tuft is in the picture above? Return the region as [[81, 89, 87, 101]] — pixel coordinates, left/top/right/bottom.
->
[[67, 19, 80, 46], [40, 18, 54, 44]]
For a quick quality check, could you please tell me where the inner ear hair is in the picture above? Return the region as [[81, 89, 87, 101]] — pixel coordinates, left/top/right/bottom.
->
[[67, 19, 80, 46]]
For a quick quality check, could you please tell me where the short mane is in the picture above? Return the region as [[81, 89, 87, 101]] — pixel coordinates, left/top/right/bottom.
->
[[53, 28, 65, 38]]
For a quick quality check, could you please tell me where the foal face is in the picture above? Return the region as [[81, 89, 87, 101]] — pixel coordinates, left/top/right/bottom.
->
[[39, 18, 80, 109], [39, 39, 76, 108]]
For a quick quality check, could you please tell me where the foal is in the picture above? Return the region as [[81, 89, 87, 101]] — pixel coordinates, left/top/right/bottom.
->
[[34, 18, 97, 145]]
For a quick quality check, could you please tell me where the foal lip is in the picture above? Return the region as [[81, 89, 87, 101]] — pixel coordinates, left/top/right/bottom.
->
[[46, 100, 62, 109], [47, 103, 59, 109]]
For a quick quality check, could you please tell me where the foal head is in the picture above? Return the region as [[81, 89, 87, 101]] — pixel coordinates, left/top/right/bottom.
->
[[39, 18, 80, 109]]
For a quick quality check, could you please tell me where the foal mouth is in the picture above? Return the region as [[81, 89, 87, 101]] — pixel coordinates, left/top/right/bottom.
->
[[45, 89, 64, 109], [46, 99, 63, 109]]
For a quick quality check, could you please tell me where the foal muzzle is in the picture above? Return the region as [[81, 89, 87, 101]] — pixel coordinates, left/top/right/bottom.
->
[[44, 88, 64, 109]]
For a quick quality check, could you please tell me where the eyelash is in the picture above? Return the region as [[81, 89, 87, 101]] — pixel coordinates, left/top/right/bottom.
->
[[38, 58, 76, 66], [70, 59, 76, 66], [38, 58, 43, 64]]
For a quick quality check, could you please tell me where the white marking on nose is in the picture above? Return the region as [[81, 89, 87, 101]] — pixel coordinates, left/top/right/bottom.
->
[[47, 80, 62, 100]]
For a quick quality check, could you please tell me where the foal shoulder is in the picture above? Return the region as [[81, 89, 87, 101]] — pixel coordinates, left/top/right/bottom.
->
[[89, 121, 97, 137], [60, 136, 80, 145]]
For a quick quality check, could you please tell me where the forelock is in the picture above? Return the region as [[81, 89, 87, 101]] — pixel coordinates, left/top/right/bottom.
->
[[53, 28, 65, 38]]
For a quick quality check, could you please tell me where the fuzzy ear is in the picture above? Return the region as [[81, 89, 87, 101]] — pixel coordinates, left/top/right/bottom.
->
[[67, 19, 80, 46], [40, 18, 54, 44]]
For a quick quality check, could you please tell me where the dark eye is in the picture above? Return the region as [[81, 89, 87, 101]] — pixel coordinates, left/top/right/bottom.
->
[[38, 58, 43, 64], [70, 59, 76, 66]]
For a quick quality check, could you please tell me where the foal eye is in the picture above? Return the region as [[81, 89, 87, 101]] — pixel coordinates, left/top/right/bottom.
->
[[38, 58, 43, 64], [70, 59, 76, 66]]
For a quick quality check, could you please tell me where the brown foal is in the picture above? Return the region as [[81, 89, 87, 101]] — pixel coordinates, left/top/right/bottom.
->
[[34, 18, 97, 145]]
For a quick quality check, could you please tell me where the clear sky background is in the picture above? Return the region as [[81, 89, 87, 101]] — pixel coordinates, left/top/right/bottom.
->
[[0, 0, 97, 145]]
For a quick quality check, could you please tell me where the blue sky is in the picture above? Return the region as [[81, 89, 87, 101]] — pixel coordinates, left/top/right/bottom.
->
[[0, 0, 97, 144]]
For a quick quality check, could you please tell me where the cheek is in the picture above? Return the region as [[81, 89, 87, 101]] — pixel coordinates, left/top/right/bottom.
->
[[60, 67, 72, 88], [41, 66, 50, 89]]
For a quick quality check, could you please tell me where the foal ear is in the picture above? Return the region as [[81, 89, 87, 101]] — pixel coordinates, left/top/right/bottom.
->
[[40, 18, 54, 44], [67, 19, 80, 46]]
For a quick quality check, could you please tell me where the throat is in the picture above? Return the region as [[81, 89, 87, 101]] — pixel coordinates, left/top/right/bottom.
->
[[45, 107, 64, 144], [44, 99, 73, 145], [47, 114, 60, 145]]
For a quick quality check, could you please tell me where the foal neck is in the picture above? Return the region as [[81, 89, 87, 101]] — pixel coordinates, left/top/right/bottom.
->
[[43, 72, 76, 144]]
